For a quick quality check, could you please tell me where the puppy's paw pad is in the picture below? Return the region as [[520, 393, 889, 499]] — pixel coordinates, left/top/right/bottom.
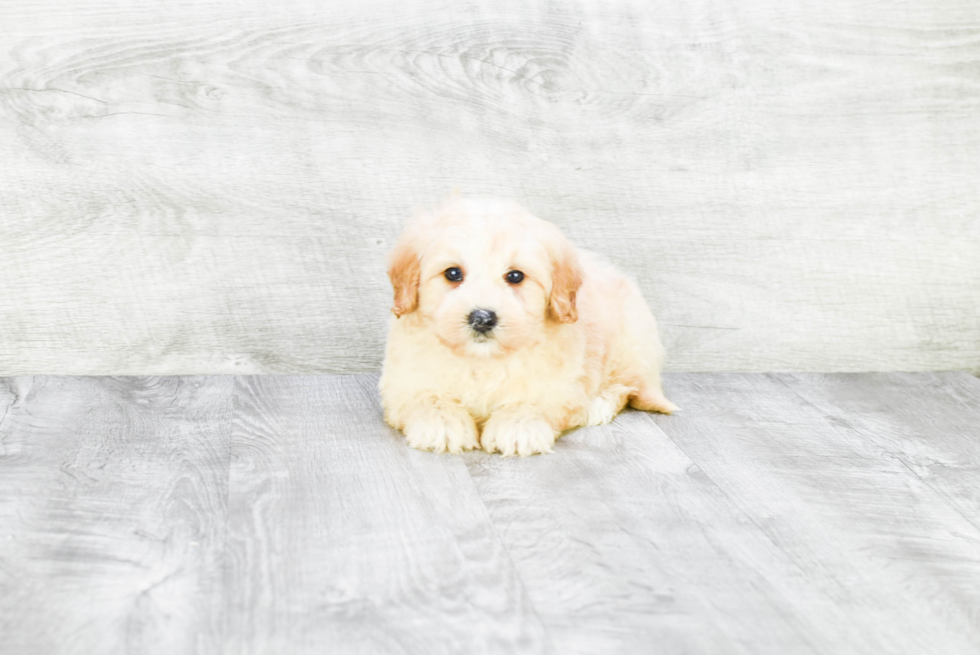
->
[[481, 416, 556, 457], [403, 414, 479, 454]]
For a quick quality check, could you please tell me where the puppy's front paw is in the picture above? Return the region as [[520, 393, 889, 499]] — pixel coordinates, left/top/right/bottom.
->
[[481, 413, 557, 457], [403, 410, 479, 454]]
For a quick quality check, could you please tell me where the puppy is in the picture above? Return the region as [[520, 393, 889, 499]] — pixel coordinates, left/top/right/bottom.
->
[[379, 196, 677, 456]]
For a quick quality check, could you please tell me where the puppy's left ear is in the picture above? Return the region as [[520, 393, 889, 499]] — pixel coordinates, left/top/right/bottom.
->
[[548, 244, 583, 324], [387, 237, 421, 317]]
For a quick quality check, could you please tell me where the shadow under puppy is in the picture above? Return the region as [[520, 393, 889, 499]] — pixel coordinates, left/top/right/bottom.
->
[[380, 196, 677, 456]]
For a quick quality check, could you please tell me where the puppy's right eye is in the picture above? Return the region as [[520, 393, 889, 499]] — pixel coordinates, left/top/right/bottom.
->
[[444, 267, 463, 282]]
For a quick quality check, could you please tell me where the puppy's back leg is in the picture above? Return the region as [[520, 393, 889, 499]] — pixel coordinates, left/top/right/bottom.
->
[[628, 377, 679, 414], [585, 385, 631, 426], [618, 281, 679, 414]]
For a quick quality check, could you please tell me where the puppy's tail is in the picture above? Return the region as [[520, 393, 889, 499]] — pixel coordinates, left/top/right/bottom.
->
[[629, 388, 680, 414]]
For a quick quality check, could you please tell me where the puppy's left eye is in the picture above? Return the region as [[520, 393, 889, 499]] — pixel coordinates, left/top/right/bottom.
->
[[505, 270, 525, 284]]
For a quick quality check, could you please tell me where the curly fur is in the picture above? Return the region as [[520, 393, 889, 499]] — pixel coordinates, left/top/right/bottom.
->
[[379, 196, 677, 456]]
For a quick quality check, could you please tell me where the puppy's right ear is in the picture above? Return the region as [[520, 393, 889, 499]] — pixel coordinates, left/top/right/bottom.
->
[[387, 237, 420, 317], [547, 245, 583, 324]]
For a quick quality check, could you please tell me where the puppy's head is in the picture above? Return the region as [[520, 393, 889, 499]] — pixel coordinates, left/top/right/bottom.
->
[[387, 196, 582, 357]]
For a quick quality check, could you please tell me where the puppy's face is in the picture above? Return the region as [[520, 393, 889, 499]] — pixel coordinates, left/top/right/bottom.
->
[[417, 227, 549, 357], [388, 199, 581, 358]]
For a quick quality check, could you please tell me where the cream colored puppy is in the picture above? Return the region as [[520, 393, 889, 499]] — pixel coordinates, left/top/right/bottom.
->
[[380, 196, 677, 456]]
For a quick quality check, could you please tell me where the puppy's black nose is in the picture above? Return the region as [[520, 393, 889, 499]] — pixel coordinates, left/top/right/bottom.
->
[[468, 309, 498, 333]]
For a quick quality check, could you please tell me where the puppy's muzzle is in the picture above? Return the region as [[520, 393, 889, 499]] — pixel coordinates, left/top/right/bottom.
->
[[468, 309, 498, 334]]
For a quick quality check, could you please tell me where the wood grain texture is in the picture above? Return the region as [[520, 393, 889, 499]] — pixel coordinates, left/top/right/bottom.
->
[[2, 372, 980, 654], [0, 376, 233, 655], [223, 375, 547, 654], [465, 412, 836, 654], [776, 371, 980, 532], [651, 373, 980, 654], [0, 0, 978, 375]]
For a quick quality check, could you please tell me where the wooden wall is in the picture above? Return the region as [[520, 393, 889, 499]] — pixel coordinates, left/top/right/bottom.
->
[[1, 0, 977, 374]]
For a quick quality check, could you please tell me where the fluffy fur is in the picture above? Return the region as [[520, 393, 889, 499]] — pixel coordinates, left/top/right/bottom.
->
[[379, 196, 677, 456]]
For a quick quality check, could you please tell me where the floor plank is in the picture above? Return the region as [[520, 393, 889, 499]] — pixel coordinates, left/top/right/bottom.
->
[[224, 375, 548, 655], [0, 376, 232, 655], [1, 373, 979, 654], [652, 373, 980, 655], [464, 411, 828, 655], [776, 372, 980, 531]]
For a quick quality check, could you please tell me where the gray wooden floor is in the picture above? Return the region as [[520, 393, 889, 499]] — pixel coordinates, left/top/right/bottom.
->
[[1, 373, 978, 654]]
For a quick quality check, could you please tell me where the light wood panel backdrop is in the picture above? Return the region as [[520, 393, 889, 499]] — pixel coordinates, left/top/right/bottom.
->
[[1, 0, 978, 375]]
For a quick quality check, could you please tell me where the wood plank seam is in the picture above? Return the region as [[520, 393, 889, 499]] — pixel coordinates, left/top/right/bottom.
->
[[771, 372, 980, 535]]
